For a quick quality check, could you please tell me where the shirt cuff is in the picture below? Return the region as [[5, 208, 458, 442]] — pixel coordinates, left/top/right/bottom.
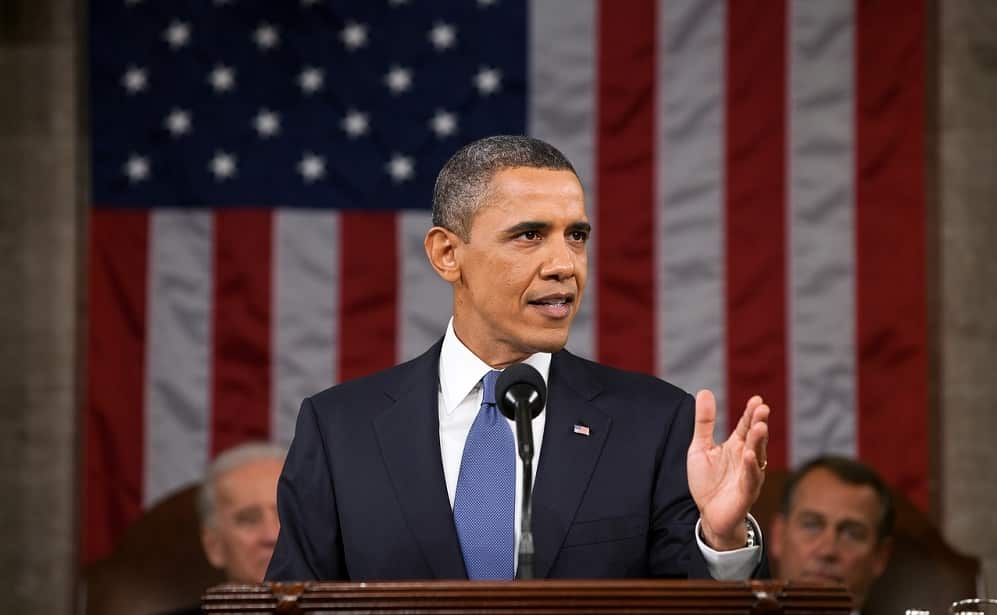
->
[[695, 514, 763, 581]]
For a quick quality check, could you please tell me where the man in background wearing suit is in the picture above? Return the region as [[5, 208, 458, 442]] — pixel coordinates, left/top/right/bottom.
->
[[266, 135, 771, 581], [770, 456, 894, 611]]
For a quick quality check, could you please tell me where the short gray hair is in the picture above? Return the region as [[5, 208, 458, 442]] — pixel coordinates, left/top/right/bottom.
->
[[197, 441, 286, 528], [431, 135, 578, 241]]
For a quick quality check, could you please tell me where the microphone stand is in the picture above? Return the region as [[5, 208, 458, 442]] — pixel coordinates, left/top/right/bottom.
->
[[513, 398, 535, 580]]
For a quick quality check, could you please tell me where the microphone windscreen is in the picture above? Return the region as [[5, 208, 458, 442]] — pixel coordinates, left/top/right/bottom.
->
[[495, 363, 547, 420]]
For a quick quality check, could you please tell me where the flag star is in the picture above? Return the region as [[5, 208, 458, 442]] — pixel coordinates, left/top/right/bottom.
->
[[477, 0, 498, 6], [386, 154, 414, 183], [297, 153, 326, 182], [123, 154, 150, 182], [298, 67, 324, 94], [208, 64, 236, 92], [253, 109, 281, 138], [164, 109, 192, 137], [121, 66, 148, 94], [474, 66, 502, 95], [429, 109, 457, 138], [384, 65, 412, 95], [163, 20, 191, 49], [428, 22, 456, 51], [254, 22, 280, 50], [209, 151, 237, 180], [340, 21, 368, 51], [341, 109, 369, 138]]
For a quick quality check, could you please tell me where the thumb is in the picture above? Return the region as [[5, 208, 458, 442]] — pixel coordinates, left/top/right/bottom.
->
[[693, 389, 718, 448]]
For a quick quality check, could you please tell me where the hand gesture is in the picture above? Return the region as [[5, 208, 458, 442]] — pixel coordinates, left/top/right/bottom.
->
[[686, 390, 769, 550]]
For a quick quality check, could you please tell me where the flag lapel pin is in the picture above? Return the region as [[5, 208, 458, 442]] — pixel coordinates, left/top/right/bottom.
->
[[573, 423, 591, 437]]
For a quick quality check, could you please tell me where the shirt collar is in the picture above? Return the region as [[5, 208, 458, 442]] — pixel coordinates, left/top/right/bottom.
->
[[439, 317, 552, 415]]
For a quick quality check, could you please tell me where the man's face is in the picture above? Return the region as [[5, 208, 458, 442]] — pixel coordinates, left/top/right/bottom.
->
[[771, 468, 892, 608], [201, 457, 283, 584], [448, 167, 589, 367]]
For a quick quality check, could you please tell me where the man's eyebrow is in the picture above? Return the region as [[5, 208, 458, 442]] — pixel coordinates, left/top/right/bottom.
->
[[568, 221, 592, 233], [504, 221, 550, 235]]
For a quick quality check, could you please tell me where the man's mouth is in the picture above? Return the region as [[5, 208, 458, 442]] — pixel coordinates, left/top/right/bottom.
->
[[528, 293, 575, 319]]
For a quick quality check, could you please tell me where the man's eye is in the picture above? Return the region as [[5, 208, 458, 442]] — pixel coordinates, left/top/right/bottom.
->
[[570, 230, 589, 242], [521, 230, 540, 240]]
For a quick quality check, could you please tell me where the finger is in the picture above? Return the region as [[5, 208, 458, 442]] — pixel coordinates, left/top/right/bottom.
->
[[734, 395, 764, 440], [744, 411, 769, 468], [693, 389, 718, 446]]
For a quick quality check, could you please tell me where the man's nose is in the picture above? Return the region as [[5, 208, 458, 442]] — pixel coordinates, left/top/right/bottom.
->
[[260, 511, 280, 546], [540, 238, 575, 280], [813, 529, 841, 561]]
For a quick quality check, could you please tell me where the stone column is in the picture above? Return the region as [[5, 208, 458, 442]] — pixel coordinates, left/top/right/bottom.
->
[[0, 1, 81, 613], [938, 0, 997, 595]]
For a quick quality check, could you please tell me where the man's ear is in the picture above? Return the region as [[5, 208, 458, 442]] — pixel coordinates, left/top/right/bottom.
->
[[769, 513, 786, 561], [424, 226, 462, 283], [871, 535, 893, 579], [201, 525, 227, 570]]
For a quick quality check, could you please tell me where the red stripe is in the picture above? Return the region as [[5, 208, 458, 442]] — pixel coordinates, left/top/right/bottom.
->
[[725, 1, 789, 469], [595, 0, 657, 374], [211, 210, 273, 455], [855, 0, 928, 509], [339, 212, 398, 382], [83, 210, 149, 563]]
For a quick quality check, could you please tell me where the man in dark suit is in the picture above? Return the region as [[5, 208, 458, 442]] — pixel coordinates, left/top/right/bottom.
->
[[266, 135, 771, 581]]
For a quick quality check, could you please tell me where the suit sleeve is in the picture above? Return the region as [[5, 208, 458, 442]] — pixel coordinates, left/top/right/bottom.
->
[[265, 397, 346, 581], [646, 392, 712, 578]]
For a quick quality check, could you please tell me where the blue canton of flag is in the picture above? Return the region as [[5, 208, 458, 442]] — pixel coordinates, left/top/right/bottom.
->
[[90, 0, 527, 210]]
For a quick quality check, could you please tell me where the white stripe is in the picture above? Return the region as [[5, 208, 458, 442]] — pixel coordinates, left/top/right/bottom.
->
[[143, 210, 213, 506], [398, 210, 452, 362], [788, 0, 857, 466], [272, 210, 339, 447], [656, 0, 728, 437], [529, 0, 597, 360]]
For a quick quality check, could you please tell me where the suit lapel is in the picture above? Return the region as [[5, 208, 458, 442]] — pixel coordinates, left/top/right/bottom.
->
[[373, 341, 467, 579], [532, 351, 611, 578]]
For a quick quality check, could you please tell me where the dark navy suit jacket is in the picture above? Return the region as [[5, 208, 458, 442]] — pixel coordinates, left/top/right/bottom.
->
[[266, 340, 766, 581]]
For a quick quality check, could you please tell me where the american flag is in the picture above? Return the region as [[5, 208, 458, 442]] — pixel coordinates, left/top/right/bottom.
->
[[84, 0, 928, 564]]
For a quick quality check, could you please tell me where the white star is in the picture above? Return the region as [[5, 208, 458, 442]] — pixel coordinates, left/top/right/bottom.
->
[[254, 22, 280, 50], [386, 154, 414, 183], [384, 65, 412, 95], [340, 21, 368, 51], [388, 0, 409, 5], [474, 66, 502, 96], [477, 0, 498, 7], [121, 66, 148, 94], [123, 154, 150, 182], [208, 64, 236, 92], [163, 20, 191, 49], [428, 22, 456, 51], [341, 109, 369, 138], [253, 109, 281, 138], [209, 151, 237, 181], [429, 109, 457, 138], [298, 67, 324, 94], [164, 109, 192, 137], [297, 153, 326, 182]]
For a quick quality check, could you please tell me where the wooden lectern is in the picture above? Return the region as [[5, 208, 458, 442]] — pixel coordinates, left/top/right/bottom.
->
[[203, 580, 852, 613]]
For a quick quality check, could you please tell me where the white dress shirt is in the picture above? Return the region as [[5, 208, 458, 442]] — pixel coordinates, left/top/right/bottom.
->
[[437, 318, 761, 579]]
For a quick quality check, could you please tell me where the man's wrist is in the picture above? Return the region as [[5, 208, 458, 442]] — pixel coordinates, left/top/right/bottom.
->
[[700, 519, 752, 551]]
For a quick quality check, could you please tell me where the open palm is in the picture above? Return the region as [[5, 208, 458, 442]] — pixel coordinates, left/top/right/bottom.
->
[[687, 389, 769, 550]]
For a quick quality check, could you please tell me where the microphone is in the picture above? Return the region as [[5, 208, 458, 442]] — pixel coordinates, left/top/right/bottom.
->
[[495, 363, 546, 581]]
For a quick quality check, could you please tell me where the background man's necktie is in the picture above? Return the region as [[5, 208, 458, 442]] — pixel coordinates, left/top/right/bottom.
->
[[452, 369, 515, 580]]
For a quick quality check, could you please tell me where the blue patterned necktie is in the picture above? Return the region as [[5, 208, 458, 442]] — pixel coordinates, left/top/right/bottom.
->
[[452, 369, 515, 580]]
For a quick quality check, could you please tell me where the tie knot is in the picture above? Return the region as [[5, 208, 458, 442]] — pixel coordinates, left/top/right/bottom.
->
[[480, 370, 501, 407]]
